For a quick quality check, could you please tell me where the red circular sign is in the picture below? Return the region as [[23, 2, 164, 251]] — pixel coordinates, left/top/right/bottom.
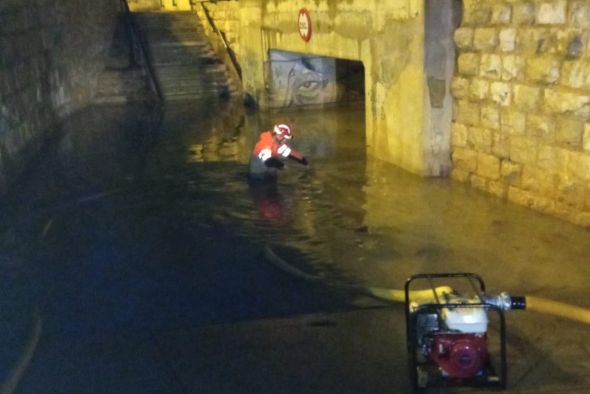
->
[[298, 8, 312, 42]]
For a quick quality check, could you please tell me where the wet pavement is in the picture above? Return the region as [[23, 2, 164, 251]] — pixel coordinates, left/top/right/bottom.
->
[[1, 99, 590, 393]]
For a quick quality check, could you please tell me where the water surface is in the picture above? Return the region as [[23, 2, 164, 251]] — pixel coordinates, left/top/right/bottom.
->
[[2, 99, 589, 392]]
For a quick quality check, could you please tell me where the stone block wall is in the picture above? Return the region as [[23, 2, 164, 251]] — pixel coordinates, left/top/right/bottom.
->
[[451, 0, 590, 226], [0, 0, 119, 195]]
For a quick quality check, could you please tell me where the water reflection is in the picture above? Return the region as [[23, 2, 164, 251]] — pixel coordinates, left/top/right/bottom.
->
[[2, 98, 590, 391], [4, 100, 590, 308], [241, 104, 590, 308]]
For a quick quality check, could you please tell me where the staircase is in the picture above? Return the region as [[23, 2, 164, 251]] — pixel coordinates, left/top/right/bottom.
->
[[94, 14, 153, 105], [133, 11, 239, 101], [95, 69, 153, 104]]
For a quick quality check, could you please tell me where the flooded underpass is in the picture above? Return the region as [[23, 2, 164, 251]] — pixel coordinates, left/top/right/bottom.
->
[[1, 100, 590, 393]]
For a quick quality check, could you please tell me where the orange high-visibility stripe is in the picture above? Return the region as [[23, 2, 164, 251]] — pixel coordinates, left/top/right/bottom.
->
[[253, 131, 303, 161]]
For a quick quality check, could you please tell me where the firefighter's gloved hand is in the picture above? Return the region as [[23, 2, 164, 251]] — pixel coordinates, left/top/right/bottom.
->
[[289, 154, 308, 166], [264, 157, 285, 169]]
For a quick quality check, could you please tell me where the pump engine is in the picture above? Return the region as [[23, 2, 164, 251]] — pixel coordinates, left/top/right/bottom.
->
[[404, 273, 526, 390]]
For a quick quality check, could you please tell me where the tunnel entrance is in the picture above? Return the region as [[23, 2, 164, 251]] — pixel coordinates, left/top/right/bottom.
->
[[266, 50, 365, 109]]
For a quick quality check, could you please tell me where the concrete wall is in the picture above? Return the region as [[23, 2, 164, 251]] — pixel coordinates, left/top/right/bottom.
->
[[424, 0, 461, 176], [451, 0, 590, 226], [238, 0, 445, 176], [198, 0, 240, 57], [194, 1, 242, 94], [0, 0, 120, 195], [158, 0, 191, 11]]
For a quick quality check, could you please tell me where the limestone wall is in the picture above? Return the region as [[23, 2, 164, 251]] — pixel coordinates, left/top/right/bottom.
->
[[0, 0, 119, 194], [451, 0, 590, 226]]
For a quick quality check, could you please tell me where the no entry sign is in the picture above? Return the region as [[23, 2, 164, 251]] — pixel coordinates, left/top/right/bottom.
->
[[298, 8, 312, 42]]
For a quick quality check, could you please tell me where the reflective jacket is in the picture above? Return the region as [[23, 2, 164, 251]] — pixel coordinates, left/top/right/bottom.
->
[[253, 131, 292, 161], [248, 131, 294, 180]]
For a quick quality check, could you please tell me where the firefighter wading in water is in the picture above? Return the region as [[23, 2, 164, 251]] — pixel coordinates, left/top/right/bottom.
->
[[248, 124, 308, 181]]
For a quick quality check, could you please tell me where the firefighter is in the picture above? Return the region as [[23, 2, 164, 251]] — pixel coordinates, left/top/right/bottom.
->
[[248, 123, 308, 181]]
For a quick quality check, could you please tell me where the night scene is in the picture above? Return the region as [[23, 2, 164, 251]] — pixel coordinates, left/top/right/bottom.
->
[[1, 0, 590, 393]]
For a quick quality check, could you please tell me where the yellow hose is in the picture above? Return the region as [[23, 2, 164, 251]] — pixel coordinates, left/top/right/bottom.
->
[[1, 309, 42, 394], [365, 286, 453, 304], [525, 295, 590, 325], [264, 245, 590, 325], [263, 244, 453, 304]]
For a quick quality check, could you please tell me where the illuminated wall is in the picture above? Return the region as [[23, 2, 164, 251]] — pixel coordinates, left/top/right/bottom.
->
[[451, 0, 590, 226], [127, 0, 163, 11], [238, 0, 449, 176]]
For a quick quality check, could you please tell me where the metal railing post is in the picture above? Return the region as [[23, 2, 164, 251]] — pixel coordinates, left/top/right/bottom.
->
[[196, 1, 242, 81], [120, 0, 164, 101]]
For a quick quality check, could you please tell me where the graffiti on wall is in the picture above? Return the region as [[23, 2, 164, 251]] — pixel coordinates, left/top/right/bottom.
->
[[267, 50, 339, 108]]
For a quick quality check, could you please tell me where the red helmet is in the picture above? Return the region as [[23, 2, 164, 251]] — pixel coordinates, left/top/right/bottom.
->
[[273, 124, 292, 140]]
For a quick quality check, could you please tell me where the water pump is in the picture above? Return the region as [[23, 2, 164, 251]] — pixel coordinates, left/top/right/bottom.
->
[[404, 273, 526, 390]]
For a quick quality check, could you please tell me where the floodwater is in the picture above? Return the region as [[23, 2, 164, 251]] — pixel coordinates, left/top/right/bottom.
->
[[1, 99, 590, 393]]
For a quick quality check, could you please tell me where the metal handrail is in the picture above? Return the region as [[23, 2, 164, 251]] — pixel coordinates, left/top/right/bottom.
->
[[120, 0, 164, 101], [196, 1, 242, 81]]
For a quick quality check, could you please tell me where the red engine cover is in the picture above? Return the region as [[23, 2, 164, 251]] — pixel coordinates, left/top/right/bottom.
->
[[429, 333, 487, 379]]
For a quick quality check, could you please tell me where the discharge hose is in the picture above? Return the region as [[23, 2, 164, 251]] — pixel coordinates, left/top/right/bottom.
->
[[263, 244, 452, 303], [525, 295, 590, 325], [264, 245, 590, 325]]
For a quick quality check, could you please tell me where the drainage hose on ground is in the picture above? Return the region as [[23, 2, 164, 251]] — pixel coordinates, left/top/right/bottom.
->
[[1, 309, 42, 394], [263, 244, 452, 304], [525, 295, 590, 325], [264, 245, 590, 325]]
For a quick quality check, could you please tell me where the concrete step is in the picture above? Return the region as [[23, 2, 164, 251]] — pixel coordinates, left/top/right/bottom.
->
[[145, 33, 206, 45], [95, 69, 152, 103], [165, 91, 234, 101], [131, 10, 240, 102], [149, 46, 215, 65], [149, 40, 209, 50], [159, 78, 229, 88], [157, 77, 230, 90], [133, 12, 196, 22], [134, 11, 195, 18], [162, 90, 228, 98], [159, 82, 231, 93], [133, 12, 203, 30], [137, 24, 203, 34], [158, 80, 230, 90], [151, 56, 217, 67], [134, 20, 202, 32], [136, 19, 201, 28], [140, 23, 203, 33], [150, 51, 217, 63], [155, 64, 226, 77]]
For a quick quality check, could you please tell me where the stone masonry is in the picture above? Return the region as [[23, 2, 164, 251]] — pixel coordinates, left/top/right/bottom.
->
[[452, 0, 590, 227], [0, 0, 119, 195]]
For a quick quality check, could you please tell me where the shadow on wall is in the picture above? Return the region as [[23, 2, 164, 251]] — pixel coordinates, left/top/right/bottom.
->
[[266, 50, 364, 109]]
